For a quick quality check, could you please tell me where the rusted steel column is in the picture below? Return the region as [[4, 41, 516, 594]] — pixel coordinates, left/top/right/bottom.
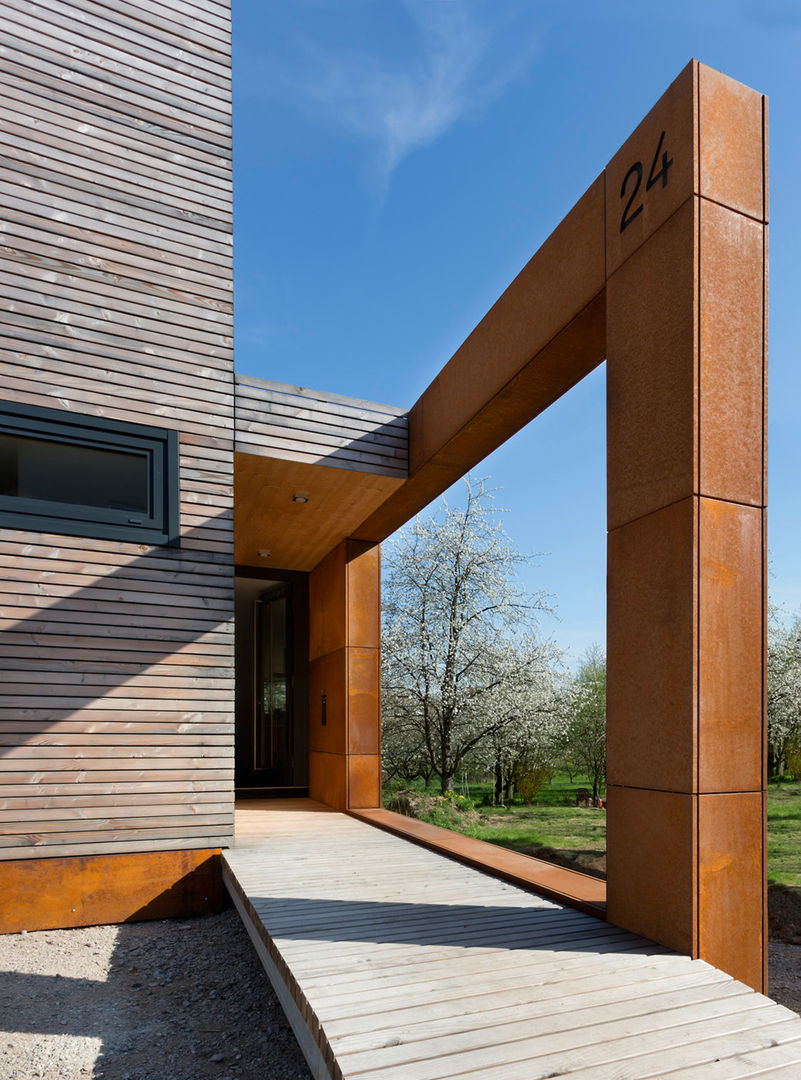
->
[[605, 61, 768, 991], [308, 539, 382, 810]]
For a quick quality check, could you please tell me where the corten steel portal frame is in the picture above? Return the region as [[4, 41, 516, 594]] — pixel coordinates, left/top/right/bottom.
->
[[331, 60, 768, 992]]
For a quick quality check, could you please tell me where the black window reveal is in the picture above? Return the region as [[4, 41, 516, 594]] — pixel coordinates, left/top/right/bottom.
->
[[0, 402, 179, 546]]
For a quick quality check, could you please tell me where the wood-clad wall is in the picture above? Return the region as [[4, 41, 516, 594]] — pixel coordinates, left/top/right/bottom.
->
[[0, 0, 235, 859], [235, 376, 409, 479]]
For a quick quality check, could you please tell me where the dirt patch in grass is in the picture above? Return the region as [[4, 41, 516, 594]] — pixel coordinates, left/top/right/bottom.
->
[[511, 842, 607, 880], [769, 884, 801, 944]]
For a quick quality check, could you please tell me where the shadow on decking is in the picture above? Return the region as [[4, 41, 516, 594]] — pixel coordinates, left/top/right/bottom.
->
[[245, 896, 654, 954]]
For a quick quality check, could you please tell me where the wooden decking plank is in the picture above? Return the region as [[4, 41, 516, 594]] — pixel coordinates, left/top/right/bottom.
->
[[331, 970, 741, 1058], [354, 1008, 793, 1080], [277, 926, 653, 982], [243, 883, 556, 909], [265, 921, 612, 965], [263, 907, 618, 953], [658, 1039, 801, 1078], [236, 860, 539, 884], [319, 956, 703, 1029], [329, 965, 737, 1047], [245, 884, 533, 906], [486, 1018, 801, 1080], [246, 897, 587, 938], [300, 942, 677, 1012], [297, 947, 678, 1023], [224, 801, 801, 1080], [274, 933, 651, 987], [235, 863, 554, 894], [337, 994, 772, 1076]]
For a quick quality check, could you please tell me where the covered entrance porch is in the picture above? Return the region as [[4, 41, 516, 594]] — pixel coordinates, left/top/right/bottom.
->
[[233, 375, 407, 809], [231, 61, 771, 1006]]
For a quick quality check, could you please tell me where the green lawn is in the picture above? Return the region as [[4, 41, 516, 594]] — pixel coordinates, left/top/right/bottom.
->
[[384, 773, 801, 886], [768, 778, 801, 887], [466, 803, 607, 878], [384, 771, 607, 877]]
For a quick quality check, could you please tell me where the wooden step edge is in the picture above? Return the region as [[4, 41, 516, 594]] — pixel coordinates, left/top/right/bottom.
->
[[221, 858, 337, 1080]]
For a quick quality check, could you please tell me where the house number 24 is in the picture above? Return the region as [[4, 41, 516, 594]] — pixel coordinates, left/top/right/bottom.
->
[[619, 130, 674, 233]]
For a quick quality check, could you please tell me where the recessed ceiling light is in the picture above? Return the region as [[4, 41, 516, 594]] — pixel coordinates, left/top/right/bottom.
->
[[292, 492, 309, 503]]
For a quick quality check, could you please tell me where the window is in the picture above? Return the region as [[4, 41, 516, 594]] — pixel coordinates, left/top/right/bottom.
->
[[0, 402, 179, 546]]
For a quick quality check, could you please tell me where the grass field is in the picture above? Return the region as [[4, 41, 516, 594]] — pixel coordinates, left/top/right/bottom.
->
[[384, 772, 607, 878], [384, 772, 801, 886], [768, 778, 801, 888]]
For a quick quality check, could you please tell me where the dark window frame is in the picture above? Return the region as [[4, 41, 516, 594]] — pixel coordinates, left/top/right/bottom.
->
[[0, 401, 180, 546]]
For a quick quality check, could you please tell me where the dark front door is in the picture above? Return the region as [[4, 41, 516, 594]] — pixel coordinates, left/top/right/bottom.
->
[[235, 574, 309, 795], [252, 585, 293, 786]]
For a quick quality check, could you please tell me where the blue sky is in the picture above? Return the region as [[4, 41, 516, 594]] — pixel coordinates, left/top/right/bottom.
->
[[232, 0, 801, 664]]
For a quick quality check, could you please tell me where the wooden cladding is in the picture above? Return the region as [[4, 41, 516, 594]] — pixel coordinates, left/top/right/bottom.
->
[[0, 0, 234, 860], [235, 375, 409, 479]]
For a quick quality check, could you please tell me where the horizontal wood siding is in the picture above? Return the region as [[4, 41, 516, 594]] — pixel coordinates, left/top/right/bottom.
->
[[0, 0, 234, 859], [235, 376, 409, 479]]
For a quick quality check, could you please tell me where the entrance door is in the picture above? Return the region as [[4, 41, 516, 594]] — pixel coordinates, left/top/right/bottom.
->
[[234, 573, 309, 795], [253, 585, 293, 785]]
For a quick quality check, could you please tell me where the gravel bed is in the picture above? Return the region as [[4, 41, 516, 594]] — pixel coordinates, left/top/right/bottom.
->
[[1, 906, 799, 1079], [768, 941, 801, 1015], [0, 908, 311, 1080]]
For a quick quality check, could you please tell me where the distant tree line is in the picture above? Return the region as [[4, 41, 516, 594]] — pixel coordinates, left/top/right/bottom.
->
[[768, 610, 801, 779]]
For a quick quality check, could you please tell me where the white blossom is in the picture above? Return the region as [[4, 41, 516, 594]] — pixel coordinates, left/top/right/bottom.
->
[[768, 609, 801, 773], [381, 477, 559, 794]]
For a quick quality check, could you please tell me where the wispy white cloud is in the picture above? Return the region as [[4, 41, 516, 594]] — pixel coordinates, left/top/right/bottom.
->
[[236, 321, 280, 349], [289, 1, 538, 187]]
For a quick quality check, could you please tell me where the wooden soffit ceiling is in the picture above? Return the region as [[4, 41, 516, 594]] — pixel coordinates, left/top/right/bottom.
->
[[234, 452, 404, 572]]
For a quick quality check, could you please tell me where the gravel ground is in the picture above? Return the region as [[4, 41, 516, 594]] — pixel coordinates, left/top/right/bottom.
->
[[1, 906, 799, 1079], [0, 908, 311, 1080], [769, 941, 801, 1015]]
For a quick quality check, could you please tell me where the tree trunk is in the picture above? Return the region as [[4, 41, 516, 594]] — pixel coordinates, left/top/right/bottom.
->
[[504, 775, 515, 803], [440, 717, 454, 796], [494, 760, 504, 805]]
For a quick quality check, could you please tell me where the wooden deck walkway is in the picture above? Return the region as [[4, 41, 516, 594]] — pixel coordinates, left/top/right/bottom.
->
[[222, 800, 801, 1080]]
